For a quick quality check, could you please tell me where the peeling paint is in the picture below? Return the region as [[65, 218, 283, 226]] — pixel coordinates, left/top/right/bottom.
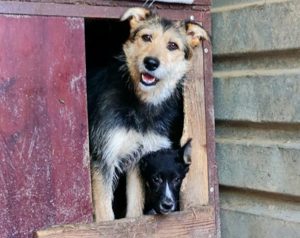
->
[[66, 17, 84, 30], [83, 136, 90, 168], [70, 74, 83, 94], [0, 15, 92, 237], [4, 14, 31, 19]]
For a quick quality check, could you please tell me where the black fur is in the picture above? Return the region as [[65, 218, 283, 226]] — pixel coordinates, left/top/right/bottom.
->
[[139, 145, 190, 215]]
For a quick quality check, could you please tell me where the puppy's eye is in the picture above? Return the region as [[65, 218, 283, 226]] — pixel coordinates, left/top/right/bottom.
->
[[167, 42, 179, 51], [173, 177, 181, 185], [142, 34, 152, 42], [152, 176, 162, 184]]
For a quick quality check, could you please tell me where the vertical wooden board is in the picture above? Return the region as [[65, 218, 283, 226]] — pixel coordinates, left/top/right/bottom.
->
[[202, 11, 220, 237], [0, 15, 93, 237], [181, 46, 209, 208]]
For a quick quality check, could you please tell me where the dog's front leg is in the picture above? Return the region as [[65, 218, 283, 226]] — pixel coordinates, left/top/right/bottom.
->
[[126, 166, 145, 218], [92, 166, 114, 222]]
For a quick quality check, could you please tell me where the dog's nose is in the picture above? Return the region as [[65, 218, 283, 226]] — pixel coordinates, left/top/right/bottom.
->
[[160, 198, 174, 212], [144, 57, 160, 71]]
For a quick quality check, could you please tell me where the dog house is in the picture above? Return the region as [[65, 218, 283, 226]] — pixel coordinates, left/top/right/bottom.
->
[[0, 0, 219, 237]]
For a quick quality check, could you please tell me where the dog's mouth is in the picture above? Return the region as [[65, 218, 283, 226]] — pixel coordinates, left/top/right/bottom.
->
[[140, 73, 159, 86]]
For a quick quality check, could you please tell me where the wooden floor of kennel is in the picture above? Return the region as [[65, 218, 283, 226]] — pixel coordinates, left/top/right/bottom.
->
[[0, 1, 219, 237]]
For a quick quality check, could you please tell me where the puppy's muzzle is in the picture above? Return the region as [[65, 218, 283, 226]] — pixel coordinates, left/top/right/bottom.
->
[[159, 197, 175, 214]]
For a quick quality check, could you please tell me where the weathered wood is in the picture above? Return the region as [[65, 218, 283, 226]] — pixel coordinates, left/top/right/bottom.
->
[[0, 0, 211, 6], [0, 15, 93, 237], [0, 4, 218, 237], [220, 208, 300, 238], [35, 206, 215, 238], [214, 72, 300, 123], [202, 11, 220, 237], [181, 45, 209, 208], [212, 0, 300, 55], [216, 140, 300, 196], [0, 1, 210, 19]]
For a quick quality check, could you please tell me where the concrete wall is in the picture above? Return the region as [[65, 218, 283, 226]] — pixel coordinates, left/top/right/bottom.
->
[[211, 0, 300, 237]]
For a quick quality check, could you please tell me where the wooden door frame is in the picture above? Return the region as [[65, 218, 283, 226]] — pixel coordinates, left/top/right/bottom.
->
[[0, 1, 219, 237]]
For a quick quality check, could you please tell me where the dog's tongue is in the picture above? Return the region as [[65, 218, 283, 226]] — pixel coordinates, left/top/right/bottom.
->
[[142, 73, 156, 83]]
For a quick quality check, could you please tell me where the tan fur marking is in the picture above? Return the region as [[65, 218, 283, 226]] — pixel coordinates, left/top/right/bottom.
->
[[126, 167, 145, 218], [186, 23, 209, 48], [120, 7, 150, 30], [92, 170, 114, 222]]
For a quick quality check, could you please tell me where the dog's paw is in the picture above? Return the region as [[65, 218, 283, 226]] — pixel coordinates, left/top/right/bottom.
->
[[94, 209, 115, 223]]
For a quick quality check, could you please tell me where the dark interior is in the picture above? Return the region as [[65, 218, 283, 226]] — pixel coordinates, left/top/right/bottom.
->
[[85, 19, 129, 219], [85, 18, 130, 77]]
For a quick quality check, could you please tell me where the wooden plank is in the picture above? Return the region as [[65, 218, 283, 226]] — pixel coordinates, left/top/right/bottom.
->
[[202, 10, 220, 237], [212, 0, 300, 55], [217, 141, 300, 196], [35, 206, 215, 238], [0, 0, 211, 8], [0, 15, 93, 237], [221, 208, 300, 238], [180, 45, 209, 208], [0, 1, 210, 19]]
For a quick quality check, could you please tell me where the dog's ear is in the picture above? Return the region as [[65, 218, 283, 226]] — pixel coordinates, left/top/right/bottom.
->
[[184, 21, 209, 48], [121, 7, 152, 30], [181, 138, 192, 165]]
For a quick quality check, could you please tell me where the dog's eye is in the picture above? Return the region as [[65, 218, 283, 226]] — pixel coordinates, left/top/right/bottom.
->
[[142, 34, 152, 42], [167, 42, 179, 51], [152, 176, 162, 184], [173, 177, 181, 185]]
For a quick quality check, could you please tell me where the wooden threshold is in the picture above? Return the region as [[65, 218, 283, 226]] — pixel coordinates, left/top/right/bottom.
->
[[35, 206, 215, 238]]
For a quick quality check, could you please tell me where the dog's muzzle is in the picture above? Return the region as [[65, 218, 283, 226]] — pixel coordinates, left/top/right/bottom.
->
[[140, 57, 160, 86], [158, 197, 175, 214]]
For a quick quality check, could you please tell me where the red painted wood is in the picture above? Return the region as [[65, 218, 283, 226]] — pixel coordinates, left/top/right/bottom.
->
[[0, 15, 93, 238]]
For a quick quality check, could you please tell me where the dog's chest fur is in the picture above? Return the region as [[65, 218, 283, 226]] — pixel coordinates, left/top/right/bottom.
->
[[88, 59, 182, 174], [103, 127, 171, 172]]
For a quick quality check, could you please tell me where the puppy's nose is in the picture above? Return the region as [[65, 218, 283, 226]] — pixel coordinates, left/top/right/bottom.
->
[[160, 198, 174, 211], [144, 57, 160, 71]]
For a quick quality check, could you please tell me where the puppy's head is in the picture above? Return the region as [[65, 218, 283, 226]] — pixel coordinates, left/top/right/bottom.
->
[[121, 8, 208, 105], [140, 139, 192, 215]]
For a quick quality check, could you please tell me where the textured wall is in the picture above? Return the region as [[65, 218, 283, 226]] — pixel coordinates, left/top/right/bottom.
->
[[212, 0, 300, 237]]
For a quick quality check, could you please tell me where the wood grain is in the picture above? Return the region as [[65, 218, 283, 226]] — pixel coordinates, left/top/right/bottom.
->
[[0, 1, 210, 19], [0, 15, 93, 237], [180, 45, 209, 208], [35, 206, 215, 238]]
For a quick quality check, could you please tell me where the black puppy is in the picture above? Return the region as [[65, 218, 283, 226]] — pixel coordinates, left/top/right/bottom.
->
[[139, 140, 192, 215]]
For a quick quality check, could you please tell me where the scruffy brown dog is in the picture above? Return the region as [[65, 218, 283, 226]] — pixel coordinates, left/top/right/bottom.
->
[[88, 7, 208, 222]]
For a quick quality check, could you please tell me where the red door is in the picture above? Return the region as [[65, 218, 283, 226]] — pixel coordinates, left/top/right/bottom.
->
[[0, 15, 93, 237]]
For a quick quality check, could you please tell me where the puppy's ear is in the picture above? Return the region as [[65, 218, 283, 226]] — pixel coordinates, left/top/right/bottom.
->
[[182, 139, 192, 165], [184, 21, 209, 48], [121, 7, 152, 30]]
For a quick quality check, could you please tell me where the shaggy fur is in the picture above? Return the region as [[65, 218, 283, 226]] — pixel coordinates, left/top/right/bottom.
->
[[88, 7, 208, 221]]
